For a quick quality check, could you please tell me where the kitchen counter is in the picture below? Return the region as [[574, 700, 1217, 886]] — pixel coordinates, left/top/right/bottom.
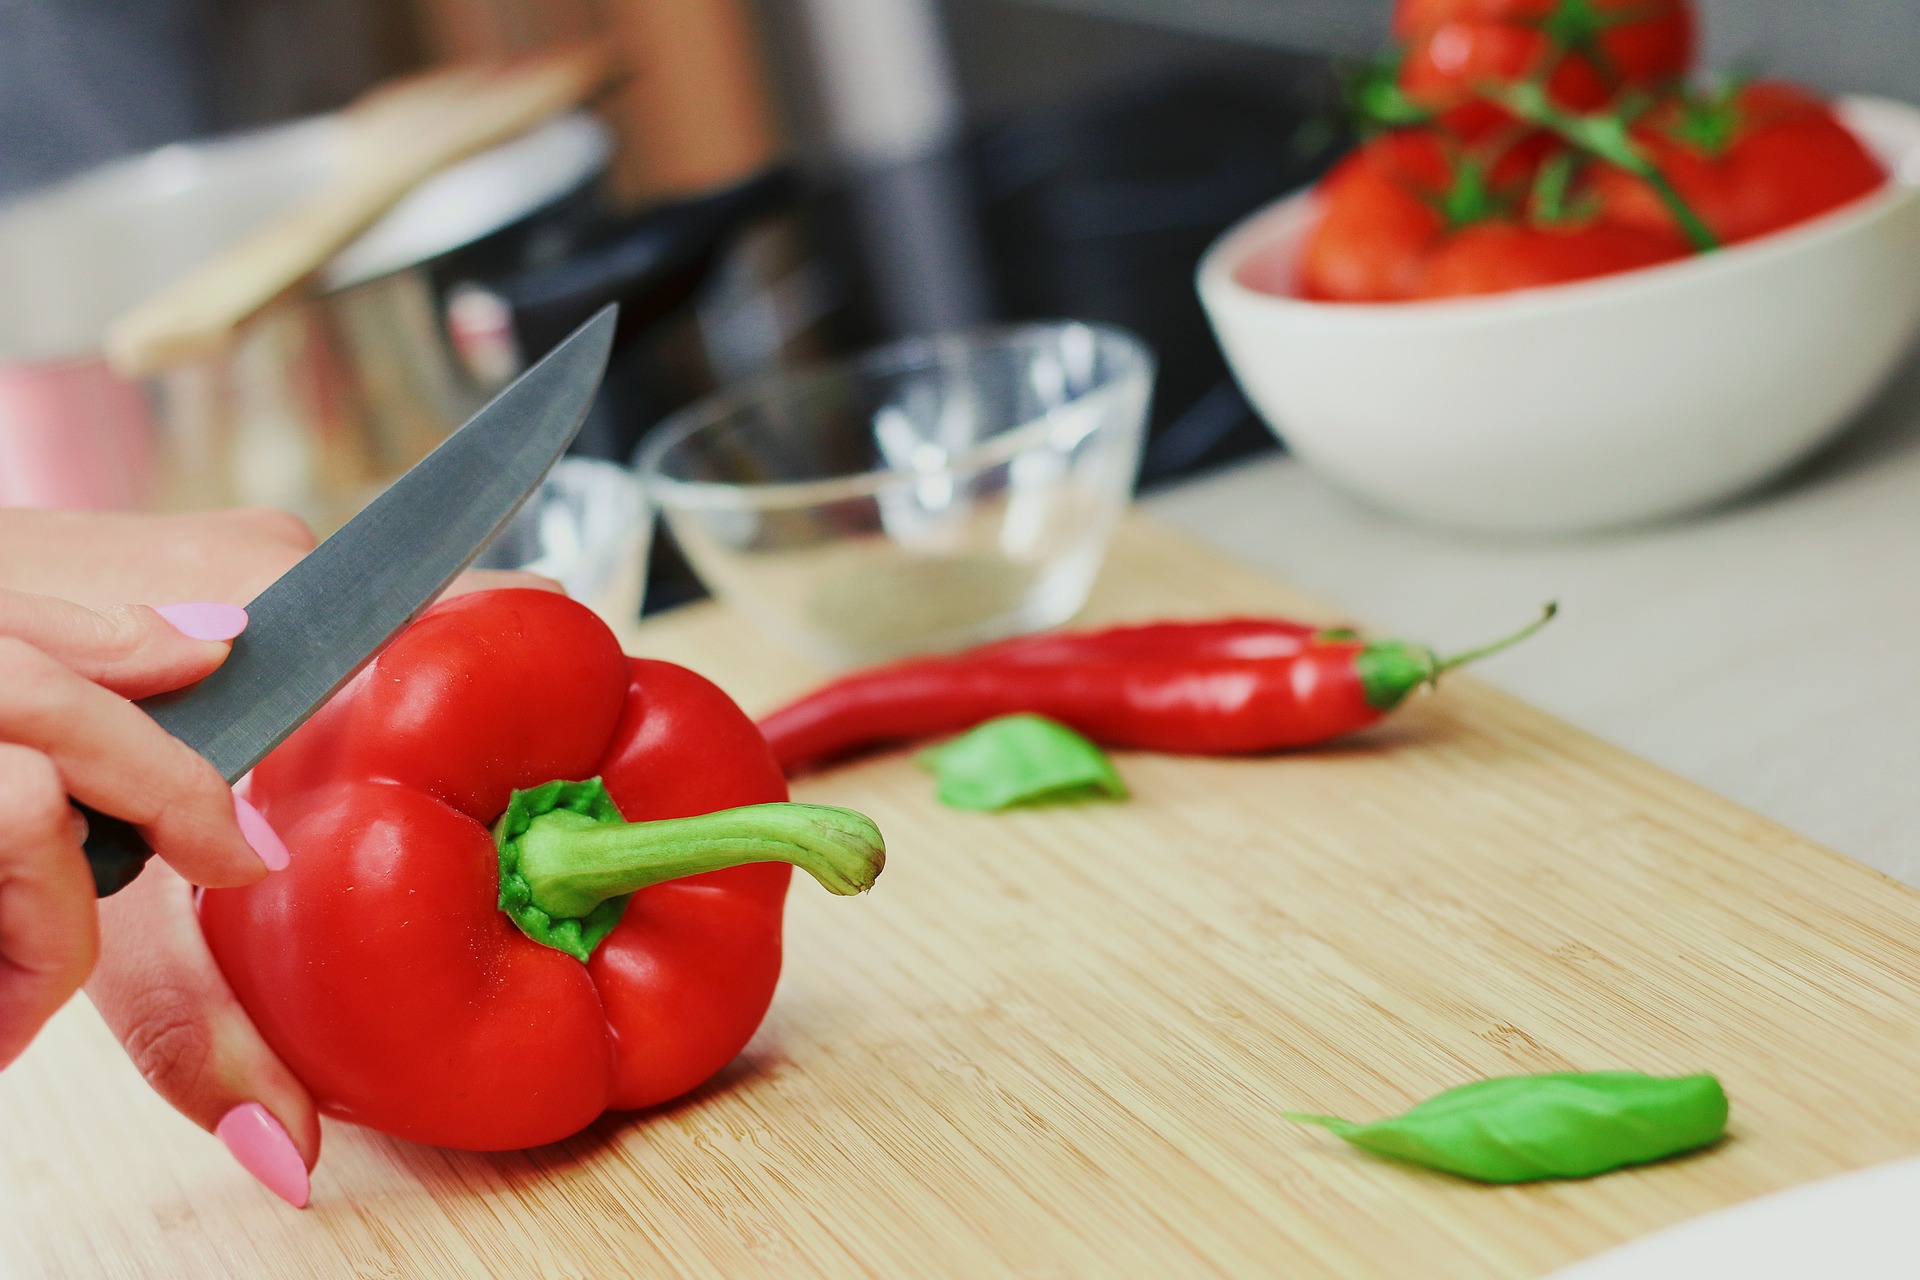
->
[[1147, 343, 1920, 886], [14, 517, 1920, 1277]]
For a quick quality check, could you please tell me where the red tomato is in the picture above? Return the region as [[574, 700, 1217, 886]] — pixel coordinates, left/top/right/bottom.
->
[[1283, 130, 1549, 302], [1281, 126, 1696, 305], [1414, 220, 1688, 298], [1396, 0, 1694, 136], [1592, 82, 1887, 244], [1284, 141, 1448, 302]]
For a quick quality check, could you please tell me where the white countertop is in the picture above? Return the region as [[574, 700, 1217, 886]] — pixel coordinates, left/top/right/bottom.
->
[[1145, 344, 1920, 887]]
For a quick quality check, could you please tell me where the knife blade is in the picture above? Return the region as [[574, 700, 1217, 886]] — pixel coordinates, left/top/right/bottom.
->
[[83, 305, 619, 896]]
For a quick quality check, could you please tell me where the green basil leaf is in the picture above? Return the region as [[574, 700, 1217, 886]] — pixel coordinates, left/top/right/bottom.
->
[[1286, 1072, 1728, 1183], [917, 715, 1128, 812]]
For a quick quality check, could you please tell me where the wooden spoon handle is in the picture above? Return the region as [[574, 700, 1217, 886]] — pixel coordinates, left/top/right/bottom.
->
[[104, 44, 613, 378]]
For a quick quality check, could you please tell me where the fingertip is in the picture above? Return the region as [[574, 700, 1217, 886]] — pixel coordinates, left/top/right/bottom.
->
[[216, 1103, 311, 1208], [154, 603, 249, 644], [87, 865, 320, 1203], [232, 796, 289, 873], [149, 785, 278, 888]]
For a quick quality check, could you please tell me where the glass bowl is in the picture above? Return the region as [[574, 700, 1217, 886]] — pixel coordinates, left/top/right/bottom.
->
[[472, 457, 651, 626], [636, 322, 1153, 667]]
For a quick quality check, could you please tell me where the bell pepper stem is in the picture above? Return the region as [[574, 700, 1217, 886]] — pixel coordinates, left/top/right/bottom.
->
[[520, 802, 885, 920], [494, 778, 884, 962]]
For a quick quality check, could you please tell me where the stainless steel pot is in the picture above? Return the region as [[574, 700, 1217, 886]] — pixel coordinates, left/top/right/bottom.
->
[[0, 110, 792, 529]]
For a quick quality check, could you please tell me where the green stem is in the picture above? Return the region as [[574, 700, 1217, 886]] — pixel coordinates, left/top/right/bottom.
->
[[1667, 76, 1747, 156], [1342, 51, 1433, 132], [1530, 150, 1580, 224], [1637, 168, 1720, 252], [1492, 81, 1720, 252], [1354, 603, 1558, 711], [1433, 602, 1559, 675], [493, 778, 884, 961], [521, 803, 884, 917]]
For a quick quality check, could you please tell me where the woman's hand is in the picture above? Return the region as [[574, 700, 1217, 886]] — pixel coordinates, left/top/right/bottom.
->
[[70, 552, 559, 1212], [0, 507, 318, 610], [1, 506, 562, 1208], [0, 590, 281, 1069]]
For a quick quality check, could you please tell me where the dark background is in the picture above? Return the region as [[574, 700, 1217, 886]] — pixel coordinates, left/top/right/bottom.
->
[[3, 0, 1916, 609], [6, 0, 1918, 200]]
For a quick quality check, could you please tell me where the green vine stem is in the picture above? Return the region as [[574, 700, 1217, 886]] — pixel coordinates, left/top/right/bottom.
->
[[1493, 81, 1720, 252]]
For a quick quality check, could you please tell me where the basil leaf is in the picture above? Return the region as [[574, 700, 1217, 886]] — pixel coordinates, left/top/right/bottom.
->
[[917, 715, 1128, 812], [1286, 1072, 1728, 1183]]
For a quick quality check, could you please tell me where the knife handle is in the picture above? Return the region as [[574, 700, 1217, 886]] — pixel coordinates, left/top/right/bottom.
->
[[78, 803, 154, 897]]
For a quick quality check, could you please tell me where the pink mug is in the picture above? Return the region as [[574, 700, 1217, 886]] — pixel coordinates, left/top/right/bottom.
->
[[0, 359, 156, 509]]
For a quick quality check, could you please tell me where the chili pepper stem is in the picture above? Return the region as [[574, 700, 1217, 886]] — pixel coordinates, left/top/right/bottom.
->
[[1433, 601, 1559, 675], [520, 803, 885, 920], [1355, 603, 1557, 711]]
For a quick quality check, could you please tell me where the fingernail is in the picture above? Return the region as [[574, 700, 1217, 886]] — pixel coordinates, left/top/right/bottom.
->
[[216, 1103, 309, 1209], [233, 795, 290, 872], [156, 602, 249, 643]]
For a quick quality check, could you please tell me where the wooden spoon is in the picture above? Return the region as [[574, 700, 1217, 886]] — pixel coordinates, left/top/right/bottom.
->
[[104, 44, 613, 378]]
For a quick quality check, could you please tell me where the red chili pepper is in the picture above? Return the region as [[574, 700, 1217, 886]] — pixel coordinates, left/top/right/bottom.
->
[[761, 607, 1554, 773], [199, 589, 884, 1151]]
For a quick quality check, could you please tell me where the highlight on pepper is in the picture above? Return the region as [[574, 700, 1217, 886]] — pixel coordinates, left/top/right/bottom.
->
[[1286, 1071, 1729, 1183]]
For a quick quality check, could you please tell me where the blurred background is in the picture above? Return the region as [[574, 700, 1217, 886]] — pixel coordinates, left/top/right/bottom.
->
[[3, 0, 1918, 610]]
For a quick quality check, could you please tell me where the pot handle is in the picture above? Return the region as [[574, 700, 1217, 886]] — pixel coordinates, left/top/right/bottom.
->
[[500, 167, 800, 363]]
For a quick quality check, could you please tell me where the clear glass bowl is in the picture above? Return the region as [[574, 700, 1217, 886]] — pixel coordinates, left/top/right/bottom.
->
[[472, 457, 652, 626], [636, 322, 1153, 667]]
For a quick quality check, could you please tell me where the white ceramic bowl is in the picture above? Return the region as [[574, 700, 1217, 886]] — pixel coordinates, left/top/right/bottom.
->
[[1197, 96, 1920, 533]]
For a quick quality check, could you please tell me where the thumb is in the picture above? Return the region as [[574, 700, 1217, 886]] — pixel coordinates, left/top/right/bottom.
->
[[0, 590, 247, 700], [85, 862, 318, 1208]]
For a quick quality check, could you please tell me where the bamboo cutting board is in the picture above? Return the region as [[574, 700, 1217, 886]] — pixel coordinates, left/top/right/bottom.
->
[[8, 516, 1920, 1277]]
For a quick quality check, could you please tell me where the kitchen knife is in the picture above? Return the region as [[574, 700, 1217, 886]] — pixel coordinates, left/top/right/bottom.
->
[[81, 304, 619, 896]]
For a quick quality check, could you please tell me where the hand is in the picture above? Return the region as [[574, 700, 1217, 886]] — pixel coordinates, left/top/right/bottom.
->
[[0, 507, 560, 1207], [75, 559, 563, 1209], [0, 506, 559, 611], [0, 507, 317, 609], [0, 590, 280, 1069]]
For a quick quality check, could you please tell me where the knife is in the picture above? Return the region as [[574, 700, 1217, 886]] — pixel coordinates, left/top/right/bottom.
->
[[81, 305, 619, 896]]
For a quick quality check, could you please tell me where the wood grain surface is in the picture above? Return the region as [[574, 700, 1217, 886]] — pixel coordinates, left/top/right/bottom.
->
[[7, 516, 1920, 1278]]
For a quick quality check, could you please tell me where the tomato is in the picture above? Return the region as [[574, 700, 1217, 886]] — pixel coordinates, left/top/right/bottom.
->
[[1591, 82, 1887, 245], [1414, 220, 1688, 298], [1281, 130, 1551, 302], [1282, 140, 1447, 302], [1395, 0, 1694, 136]]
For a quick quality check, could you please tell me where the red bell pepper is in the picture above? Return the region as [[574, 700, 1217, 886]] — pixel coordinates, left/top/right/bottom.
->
[[199, 589, 884, 1151]]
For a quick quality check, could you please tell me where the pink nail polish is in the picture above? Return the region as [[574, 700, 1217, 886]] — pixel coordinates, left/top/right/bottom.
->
[[233, 795, 290, 872], [156, 602, 249, 643], [216, 1103, 310, 1209]]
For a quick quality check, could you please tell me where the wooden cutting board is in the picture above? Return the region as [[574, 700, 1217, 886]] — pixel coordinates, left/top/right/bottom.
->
[[8, 516, 1920, 1277]]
